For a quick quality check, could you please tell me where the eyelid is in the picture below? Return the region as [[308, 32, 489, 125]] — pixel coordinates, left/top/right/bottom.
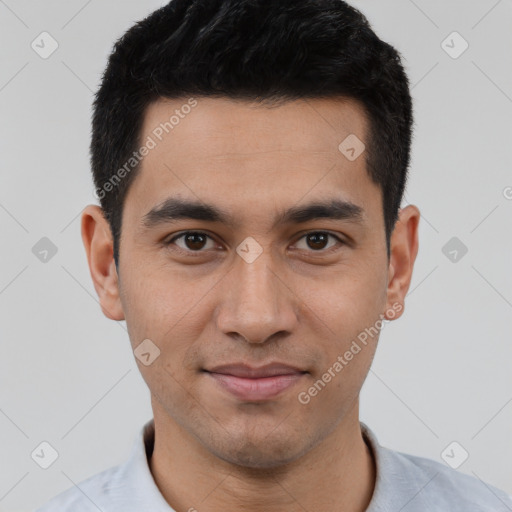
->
[[165, 230, 346, 255]]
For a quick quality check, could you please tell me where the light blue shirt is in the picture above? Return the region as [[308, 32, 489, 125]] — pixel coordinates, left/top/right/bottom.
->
[[35, 418, 512, 511]]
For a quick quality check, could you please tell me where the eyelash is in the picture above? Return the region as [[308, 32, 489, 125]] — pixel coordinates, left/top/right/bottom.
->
[[164, 230, 345, 257]]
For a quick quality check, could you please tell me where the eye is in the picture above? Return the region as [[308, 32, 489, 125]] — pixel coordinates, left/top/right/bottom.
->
[[165, 231, 218, 253], [165, 230, 344, 255], [293, 231, 344, 253]]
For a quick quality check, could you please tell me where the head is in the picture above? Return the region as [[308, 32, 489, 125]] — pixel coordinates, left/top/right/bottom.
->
[[82, 0, 419, 468]]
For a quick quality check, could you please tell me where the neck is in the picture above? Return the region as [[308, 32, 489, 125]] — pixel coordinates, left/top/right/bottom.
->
[[148, 400, 376, 512]]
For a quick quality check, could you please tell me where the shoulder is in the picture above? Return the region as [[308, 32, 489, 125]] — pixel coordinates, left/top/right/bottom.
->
[[361, 423, 512, 512], [34, 464, 122, 511], [34, 419, 170, 512], [391, 448, 512, 511]]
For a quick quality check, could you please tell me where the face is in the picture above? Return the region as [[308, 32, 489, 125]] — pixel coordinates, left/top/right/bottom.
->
[[82, 96, 419, 469]]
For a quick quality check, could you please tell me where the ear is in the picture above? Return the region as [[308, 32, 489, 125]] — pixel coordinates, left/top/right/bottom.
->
[[81, 205, 125, 321], [384, 204, 420, 320]]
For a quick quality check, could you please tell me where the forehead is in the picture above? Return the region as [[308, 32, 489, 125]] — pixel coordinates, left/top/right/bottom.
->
[[123, 96, 381, 229], [141, 95, 368, 157]]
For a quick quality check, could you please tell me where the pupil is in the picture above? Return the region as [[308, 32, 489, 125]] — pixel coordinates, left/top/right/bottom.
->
[[308, 233, 327, 250], [186, 233, 206, 250]]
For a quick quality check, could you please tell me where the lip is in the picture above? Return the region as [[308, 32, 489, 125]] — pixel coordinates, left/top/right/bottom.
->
[[206, 363, 306, 378], [204, 363, 307, 401]]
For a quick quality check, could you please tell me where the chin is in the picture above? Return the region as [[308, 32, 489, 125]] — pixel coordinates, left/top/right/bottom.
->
[[205, 428, 317, 470], [219, 446, 301, 469]]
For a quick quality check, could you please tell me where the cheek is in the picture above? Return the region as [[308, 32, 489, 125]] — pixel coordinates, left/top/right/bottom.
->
[[295, 337, 375, 432], [121, 268, 213, 379], [120, 262, 194, 338], [298, 275, 384, 414], [121, 277, 170, 346], [300, 263, 387, 343]]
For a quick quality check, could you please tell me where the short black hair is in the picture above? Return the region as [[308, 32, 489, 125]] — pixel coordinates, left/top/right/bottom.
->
[[90, 0, 413, 268]]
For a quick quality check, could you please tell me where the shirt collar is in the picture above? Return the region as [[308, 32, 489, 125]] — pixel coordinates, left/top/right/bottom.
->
[[110, 419, 174, 510]]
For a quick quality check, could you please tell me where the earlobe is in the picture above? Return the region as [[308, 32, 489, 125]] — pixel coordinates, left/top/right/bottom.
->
[[384, 205, 420, 320], [81, 205, 125, 321]]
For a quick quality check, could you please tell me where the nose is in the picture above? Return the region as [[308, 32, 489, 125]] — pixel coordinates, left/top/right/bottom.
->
[[214, 245, 298, 345]]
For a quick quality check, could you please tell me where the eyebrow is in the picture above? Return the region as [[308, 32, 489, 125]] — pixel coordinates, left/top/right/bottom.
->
[[141, 196, 365, 231]]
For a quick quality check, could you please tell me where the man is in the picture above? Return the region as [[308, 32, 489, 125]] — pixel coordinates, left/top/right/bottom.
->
[[36, 0, 512, 510]]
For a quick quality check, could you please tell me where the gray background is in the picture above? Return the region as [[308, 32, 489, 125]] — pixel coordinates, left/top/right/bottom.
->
[[1, 1, 511, 510]]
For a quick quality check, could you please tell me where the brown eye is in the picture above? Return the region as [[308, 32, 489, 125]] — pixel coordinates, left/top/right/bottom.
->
[[166, 232, 216, 252], [294, 232, 343, 253], [306, 232, 329, 250], [182, 233, 208, 250], [165, 230, 344, 257]]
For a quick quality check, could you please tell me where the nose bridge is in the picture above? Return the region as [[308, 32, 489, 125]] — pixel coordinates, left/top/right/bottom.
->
[[238, 249, 277, 309], [216, 244, 297, 343]]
